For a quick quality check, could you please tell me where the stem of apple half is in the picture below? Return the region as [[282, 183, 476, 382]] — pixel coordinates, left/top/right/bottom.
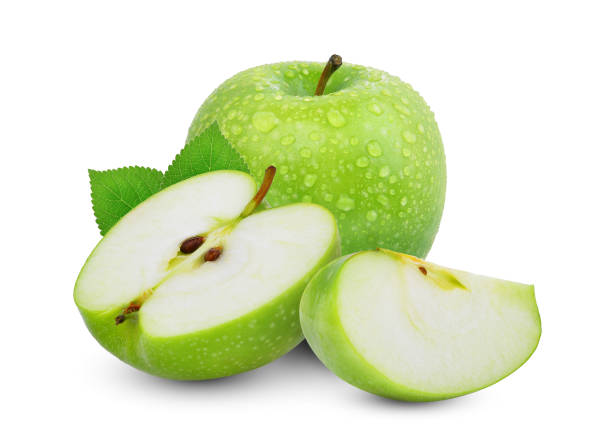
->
[[239, 165, 276, 217], [314, 54, 342, 96], [114, 166, 277, 325]]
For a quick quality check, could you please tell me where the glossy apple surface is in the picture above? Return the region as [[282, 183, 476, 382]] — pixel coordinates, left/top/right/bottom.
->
[[188, 61, 445, 256]]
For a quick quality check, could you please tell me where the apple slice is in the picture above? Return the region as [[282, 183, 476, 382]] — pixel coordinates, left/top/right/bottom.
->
[[300, 249, 541, 401], [75, 168, 340, 380]]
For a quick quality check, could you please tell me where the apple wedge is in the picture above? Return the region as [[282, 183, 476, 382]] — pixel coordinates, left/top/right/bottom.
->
[[75, 167, 340, 380], [300, 249, 541, 401]]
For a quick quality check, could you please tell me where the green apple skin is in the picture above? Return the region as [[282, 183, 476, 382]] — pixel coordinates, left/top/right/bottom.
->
[[76, 233, 339, 380], [300, 251, 541, 401], [188, 61, 446, 256]]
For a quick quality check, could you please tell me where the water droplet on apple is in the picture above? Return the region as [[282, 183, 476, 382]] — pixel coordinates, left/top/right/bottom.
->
[[418, 123, 425, 134], [401, 196, 408, 206], [323, 192, 333, 202], [279, 165, 289, 175], [336, 194, 355, 211], [403, 166, 412, 176], [327, 109, 346, 127], [368, 103, 383, 115], [356, 157, 369, 168], [280, 135, 295, 146], [389, 175, 398, 184], [254, 93, 265, 101], [300, 148, 312, 158], [402, 148, 411, 157], [349, 137, 359, 146], [377, 195, 390, 207], [393, 103, 411, 116], [368, 71, 382, 81], [252, 112, 278, 133], [367, 141, 383, 157], [366, 210, 378, 221], [379, 166, 390, 177], [402, 130, 417, 143], [231, 124, 243, 135], [309, 131, 321, 141], [284, 70, 295, 79], [304, 174, 317, 187]]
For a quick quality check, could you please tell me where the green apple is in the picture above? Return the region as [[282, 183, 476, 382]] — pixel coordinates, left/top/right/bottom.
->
[[74, 168, 340, 379], [300, 249, 541, 401], [188, 56, 446, 256]]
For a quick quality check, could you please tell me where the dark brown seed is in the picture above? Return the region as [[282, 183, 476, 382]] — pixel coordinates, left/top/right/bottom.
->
[[115, 314, 126, 325], [204, 246, 223, 262], [418, 266, 428, 275], [180, 236, 204, 254]]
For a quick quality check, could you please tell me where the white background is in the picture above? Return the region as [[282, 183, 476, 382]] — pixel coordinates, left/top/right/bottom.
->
[[2, 1, 611, 427]]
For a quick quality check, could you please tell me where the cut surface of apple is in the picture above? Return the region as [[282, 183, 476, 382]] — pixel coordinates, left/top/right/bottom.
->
[[300, 249, 541, 401], [75, 169, 340, 379]]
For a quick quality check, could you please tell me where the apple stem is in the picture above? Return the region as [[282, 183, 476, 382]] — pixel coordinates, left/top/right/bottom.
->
[[315, 54, 342, 96], [240, 166, 276, 217]]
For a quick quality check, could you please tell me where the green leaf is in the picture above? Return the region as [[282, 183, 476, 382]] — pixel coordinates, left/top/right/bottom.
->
[[162, 122, 250, 189], [89, 166, 164, 235]]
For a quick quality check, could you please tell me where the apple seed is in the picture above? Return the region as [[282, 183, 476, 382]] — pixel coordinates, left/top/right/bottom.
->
[[180, 235, 205, 254], [204, 246, 223, 262]]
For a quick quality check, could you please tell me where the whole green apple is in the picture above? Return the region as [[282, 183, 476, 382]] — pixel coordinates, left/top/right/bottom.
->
[[74, 168, 340, 379], [188, 56, 446, 256]]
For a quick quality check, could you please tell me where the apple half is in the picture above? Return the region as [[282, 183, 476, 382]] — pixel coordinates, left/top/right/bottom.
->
[[75, 168, 340, 379], [300, 249, 541, 401]]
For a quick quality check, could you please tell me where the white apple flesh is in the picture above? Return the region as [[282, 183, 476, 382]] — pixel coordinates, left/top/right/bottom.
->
[[300, 249, 541, 401], [75, 169, 340, 379]]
